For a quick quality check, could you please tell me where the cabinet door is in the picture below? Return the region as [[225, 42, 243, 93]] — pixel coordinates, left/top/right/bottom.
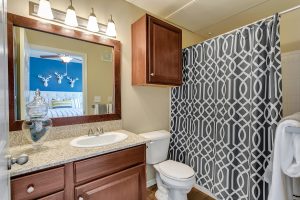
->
[[75, 164, 146, 200], [38, 191, 64, 200], [148, 16, 182, 85]]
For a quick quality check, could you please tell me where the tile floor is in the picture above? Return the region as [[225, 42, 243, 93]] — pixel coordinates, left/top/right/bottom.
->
[[146, 185, 215, 200]]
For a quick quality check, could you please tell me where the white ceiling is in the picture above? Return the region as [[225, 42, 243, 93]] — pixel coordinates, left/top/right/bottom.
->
[[126, 0, 300, 39], [127, 0, 268, 34]]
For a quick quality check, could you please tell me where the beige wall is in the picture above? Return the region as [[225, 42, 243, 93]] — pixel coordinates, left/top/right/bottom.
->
[[8, 0, 203, 133], [280, 9, 300, 117], [281, 51, 300, 116], [24, 28, 114, 115], [281, 9, 300, 52]]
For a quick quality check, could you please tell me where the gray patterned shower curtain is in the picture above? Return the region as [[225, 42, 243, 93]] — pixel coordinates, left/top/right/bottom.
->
[[169, 15, 282, 200]]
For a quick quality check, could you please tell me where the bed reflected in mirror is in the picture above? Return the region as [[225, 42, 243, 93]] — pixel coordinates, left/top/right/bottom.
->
[[13, 26, 114, 120]]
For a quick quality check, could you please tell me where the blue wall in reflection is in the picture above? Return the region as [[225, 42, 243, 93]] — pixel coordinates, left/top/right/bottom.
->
[[29, 57, 82, 92]]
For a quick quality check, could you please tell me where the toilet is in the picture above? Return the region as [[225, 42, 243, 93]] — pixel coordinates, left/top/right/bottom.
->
[[140, 130, 195, 200]]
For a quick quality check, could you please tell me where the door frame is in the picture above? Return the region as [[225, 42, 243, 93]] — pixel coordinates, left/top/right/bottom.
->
[[0, 0, 10, 199]]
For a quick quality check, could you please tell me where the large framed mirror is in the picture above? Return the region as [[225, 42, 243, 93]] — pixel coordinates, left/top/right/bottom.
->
[[8, 13, 121, 131]]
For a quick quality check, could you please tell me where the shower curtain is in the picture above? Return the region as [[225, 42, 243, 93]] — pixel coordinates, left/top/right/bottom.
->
[[169, 15, 282, 200]]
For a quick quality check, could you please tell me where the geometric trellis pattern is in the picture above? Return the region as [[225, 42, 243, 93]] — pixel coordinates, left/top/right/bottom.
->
[[169, 15, 282, 200]]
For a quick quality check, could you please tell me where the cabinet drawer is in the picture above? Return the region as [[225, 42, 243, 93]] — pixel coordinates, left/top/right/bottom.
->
[[11, 167, 64, 200], [74, 145, 145, 184], [38, 191, 64, 200], [75, 164, 146, 200]]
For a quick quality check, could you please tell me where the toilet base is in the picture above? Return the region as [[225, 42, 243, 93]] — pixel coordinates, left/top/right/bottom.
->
[[155, 173, 169, 200], [168, 190, 188, 200], [155, 173, 192, 200]]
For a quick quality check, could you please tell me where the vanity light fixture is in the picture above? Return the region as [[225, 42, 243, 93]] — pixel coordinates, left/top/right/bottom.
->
[[87, 8, 99, 32], [29, 1, 117, 38], [106, 15, 117, 37], [37, 0, 54, 20], [64, 0, 78, 27]]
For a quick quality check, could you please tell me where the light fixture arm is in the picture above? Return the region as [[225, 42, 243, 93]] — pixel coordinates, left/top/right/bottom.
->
[[109, 15, 114, 22], [68, 0, 75, 10], [90, 7, 96, 17]]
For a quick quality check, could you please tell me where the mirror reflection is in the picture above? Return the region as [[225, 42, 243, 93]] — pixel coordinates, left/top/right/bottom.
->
[[13, 26, 114, 120]]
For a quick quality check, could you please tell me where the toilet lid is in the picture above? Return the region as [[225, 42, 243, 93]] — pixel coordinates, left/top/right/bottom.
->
[[158, 160, 195, 180]]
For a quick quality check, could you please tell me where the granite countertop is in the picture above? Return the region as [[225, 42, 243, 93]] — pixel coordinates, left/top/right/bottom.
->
[[9, 130, 150, 177]]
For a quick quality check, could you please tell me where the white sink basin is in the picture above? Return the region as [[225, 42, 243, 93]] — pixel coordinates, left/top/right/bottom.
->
[[70, 132, 128, 148]]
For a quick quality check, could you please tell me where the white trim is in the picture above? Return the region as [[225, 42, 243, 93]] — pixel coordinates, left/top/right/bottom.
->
[[165, 0, 196, 19], [194, 184, 217, 199], [147, 179, 156, 188]]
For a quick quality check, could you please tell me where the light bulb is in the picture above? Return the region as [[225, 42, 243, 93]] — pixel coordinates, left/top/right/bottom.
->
[[106, 15, 117, 37], [37, 0, 54, 20], [87, 8, 99, 32], [60, 55, 73, 63], [64, 1, 78, 27]]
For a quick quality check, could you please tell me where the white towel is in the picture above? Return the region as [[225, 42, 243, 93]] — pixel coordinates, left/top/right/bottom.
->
[[267, 112, 300, 200]]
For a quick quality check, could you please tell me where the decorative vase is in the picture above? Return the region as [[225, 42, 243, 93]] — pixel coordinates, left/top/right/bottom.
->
[[22, 90, 52, 149]]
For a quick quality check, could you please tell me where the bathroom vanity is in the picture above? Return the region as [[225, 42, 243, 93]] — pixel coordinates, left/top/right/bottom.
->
[[9, 130, 148, 200]]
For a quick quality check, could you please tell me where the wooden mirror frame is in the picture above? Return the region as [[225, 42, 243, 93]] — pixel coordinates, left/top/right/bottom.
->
[[8, 13, 121, 131]]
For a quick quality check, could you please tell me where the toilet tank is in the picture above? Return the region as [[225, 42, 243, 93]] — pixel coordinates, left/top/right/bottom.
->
[[140, 130, 171, 164]]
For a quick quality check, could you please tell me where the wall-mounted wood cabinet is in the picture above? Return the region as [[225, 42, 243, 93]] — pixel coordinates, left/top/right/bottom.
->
[[132, 14, 182, 86], [11, 145, 146, 200]]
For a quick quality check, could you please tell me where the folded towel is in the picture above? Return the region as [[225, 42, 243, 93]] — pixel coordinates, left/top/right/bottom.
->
[[267, 112, 300, 200]]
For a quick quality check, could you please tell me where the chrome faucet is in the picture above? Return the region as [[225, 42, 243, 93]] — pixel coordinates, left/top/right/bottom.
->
[[88, 127, 104, 136], [88, 128, 94, 136], [96, 127, 104, 134]]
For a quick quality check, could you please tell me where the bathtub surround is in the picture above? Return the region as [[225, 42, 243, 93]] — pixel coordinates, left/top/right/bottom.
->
[[169, 15, 282, 200]]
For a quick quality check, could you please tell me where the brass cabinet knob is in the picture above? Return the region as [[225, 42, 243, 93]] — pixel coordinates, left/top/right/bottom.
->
[[150, 73, 154, 76]]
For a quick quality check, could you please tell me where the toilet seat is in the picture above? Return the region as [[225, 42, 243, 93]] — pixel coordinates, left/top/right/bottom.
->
[[157, 160, 195, 181]]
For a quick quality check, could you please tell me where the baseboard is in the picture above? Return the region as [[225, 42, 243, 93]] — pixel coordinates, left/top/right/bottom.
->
[[194, 184, 217, 199], [147, 179, 156, 188]]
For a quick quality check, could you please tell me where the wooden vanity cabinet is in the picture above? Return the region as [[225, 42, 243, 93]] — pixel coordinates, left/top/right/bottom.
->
[[75, 165, 145, 200], [11, 167, 65, 200], [132, 14, 182, 86], [38, 191, 64, 200], [11, 145, 146, 200]]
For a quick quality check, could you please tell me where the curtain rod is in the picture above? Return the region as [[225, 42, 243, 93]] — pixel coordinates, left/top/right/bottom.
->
[[195, 4, 300, 45]]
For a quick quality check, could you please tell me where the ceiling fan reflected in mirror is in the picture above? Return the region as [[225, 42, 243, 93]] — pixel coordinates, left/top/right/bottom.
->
[[40, 53, 82, 63]]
